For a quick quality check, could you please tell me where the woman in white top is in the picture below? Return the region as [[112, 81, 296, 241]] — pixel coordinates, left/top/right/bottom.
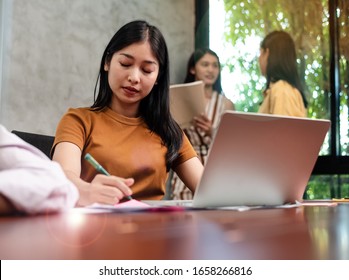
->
[[171, 48, 235, 199]]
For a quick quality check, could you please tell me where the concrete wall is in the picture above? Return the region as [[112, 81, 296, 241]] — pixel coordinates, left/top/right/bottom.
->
[[0, 0, 195, 135]]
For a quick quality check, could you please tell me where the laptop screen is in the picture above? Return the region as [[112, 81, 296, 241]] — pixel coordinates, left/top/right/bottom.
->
[[192, 111, 330, 207]]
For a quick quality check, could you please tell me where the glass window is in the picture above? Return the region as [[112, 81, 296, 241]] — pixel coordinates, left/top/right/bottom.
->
[[209, 0, 349, 198]]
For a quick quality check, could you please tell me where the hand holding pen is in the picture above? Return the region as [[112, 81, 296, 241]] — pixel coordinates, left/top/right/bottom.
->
[[85, 153, 134, 202]]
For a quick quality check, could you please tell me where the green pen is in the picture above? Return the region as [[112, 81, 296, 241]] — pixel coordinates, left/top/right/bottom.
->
[[84, 153, 133, 200]]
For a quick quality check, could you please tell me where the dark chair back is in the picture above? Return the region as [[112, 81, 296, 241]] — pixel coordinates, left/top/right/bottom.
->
[[11, 130, 55, 158]]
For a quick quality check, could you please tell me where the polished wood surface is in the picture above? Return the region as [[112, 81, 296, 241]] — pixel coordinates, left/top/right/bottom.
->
[[1, 204, 348, 260]]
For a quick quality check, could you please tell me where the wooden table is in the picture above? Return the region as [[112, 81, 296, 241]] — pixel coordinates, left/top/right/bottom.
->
[[1, 204, 348, 260]]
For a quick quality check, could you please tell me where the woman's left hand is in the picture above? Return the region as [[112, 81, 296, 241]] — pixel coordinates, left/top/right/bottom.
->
[[193, 114, 212, 136]]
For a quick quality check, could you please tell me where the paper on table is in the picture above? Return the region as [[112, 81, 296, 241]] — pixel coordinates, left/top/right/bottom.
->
[[169, 81, 206, 129], [299, 200, 338, 206], [81, 200, 303, 214], [114, 199, 151, 209], [85, 200, 151, 213], [84, 199, 186, 213]]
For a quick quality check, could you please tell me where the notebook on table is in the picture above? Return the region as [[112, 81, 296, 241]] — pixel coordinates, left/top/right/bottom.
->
[[144, 111, 330, 208]]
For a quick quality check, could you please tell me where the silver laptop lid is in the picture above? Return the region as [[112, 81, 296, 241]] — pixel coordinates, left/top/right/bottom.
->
[[192, 111, 330, 207]]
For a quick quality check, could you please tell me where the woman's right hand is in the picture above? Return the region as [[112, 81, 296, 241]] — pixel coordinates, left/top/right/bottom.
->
[[81, 174, 134, 206], [52, 141, 134, 207]]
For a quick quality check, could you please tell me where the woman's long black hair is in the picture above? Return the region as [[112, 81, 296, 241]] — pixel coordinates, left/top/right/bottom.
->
[[261, 30, 308, 108], [91, 20, 183, 171], [184, 48, 223, 94]]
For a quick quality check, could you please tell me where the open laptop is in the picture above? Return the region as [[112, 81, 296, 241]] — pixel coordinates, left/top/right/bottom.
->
[[146, 111, 330, 208]]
